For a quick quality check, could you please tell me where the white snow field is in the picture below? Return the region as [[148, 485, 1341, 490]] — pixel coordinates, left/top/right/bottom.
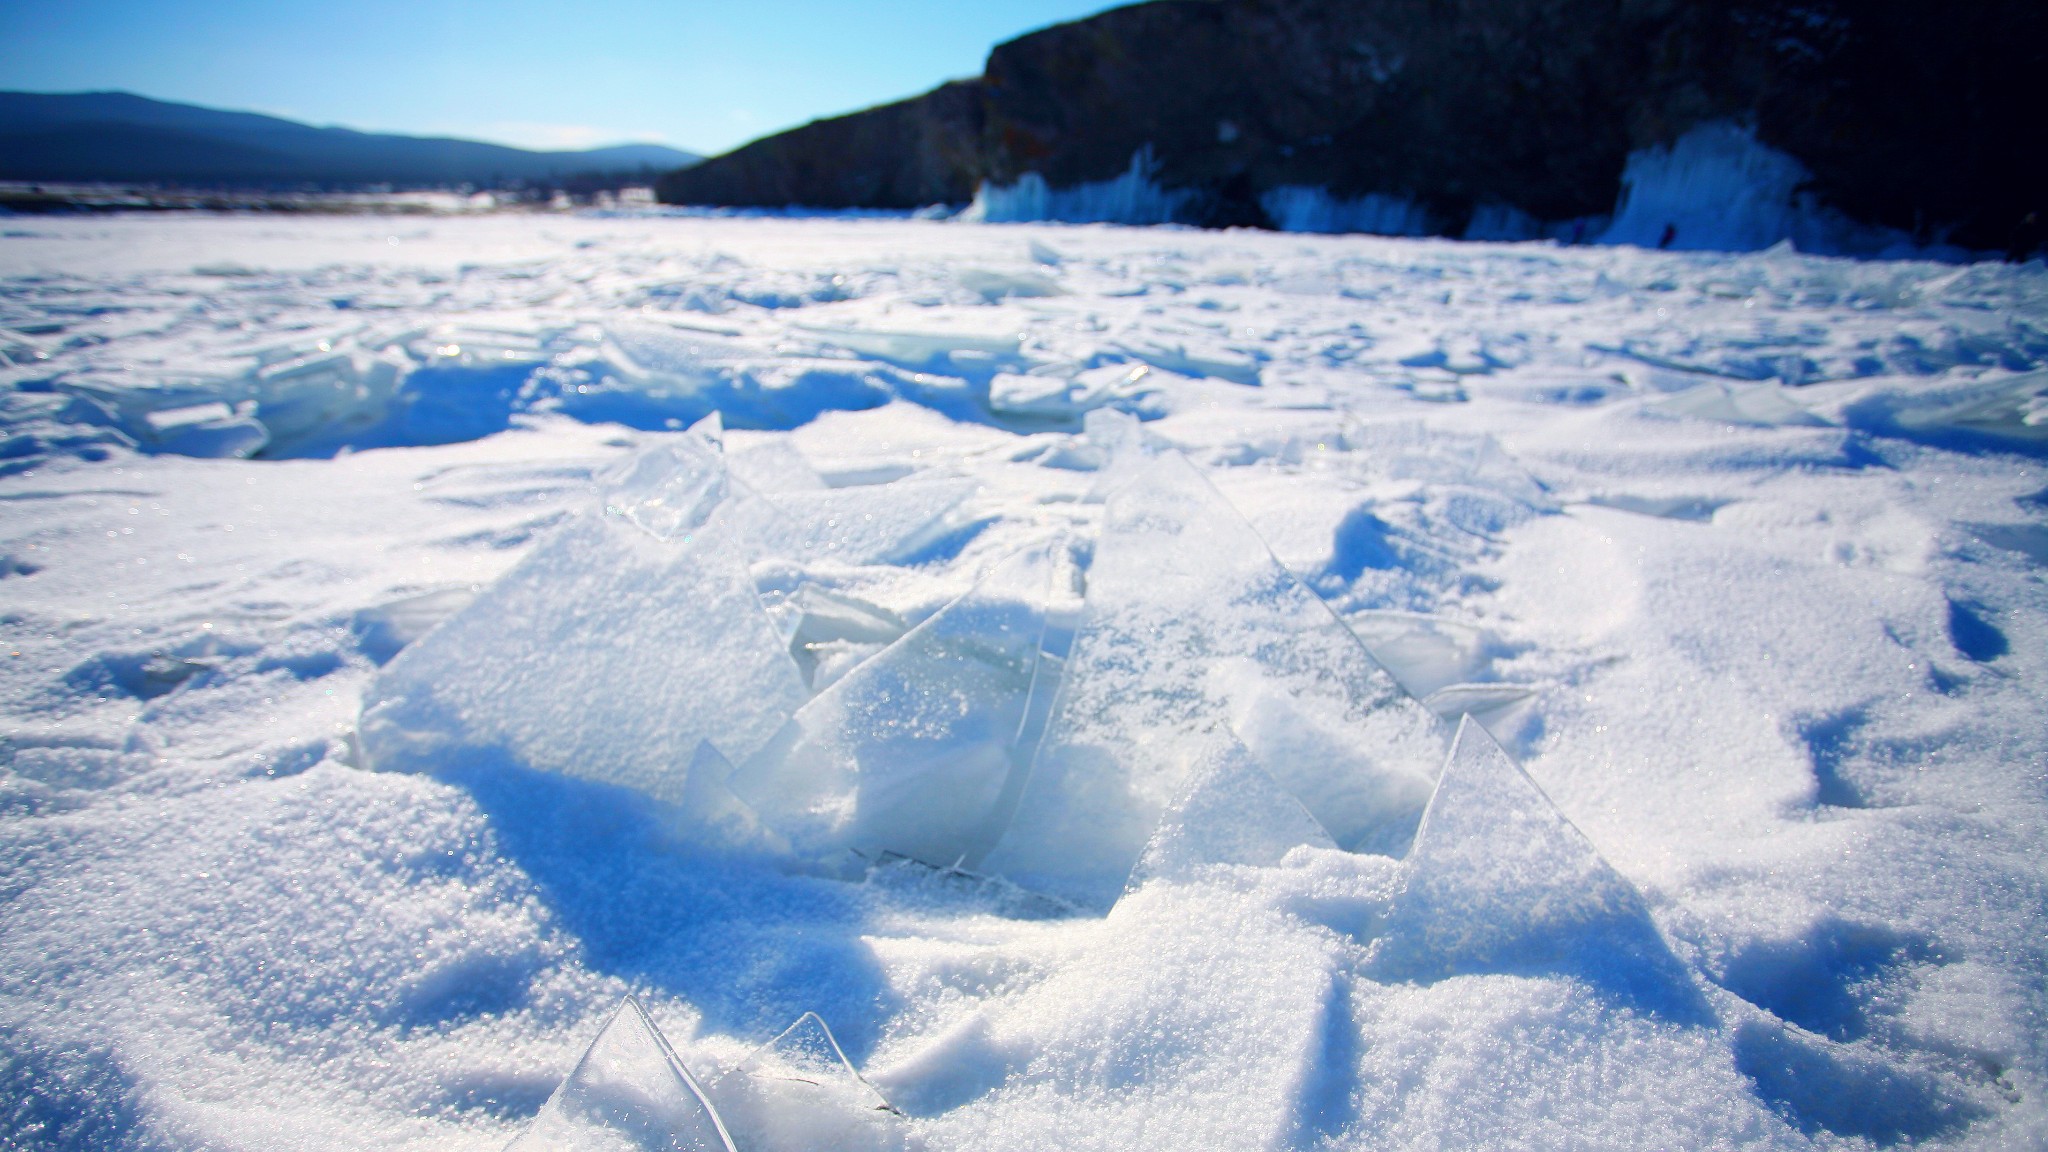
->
[[1, 213, 2045, 1151]]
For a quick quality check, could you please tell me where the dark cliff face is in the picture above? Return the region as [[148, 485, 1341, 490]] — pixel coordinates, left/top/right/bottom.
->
[[654, 81, 985, 210], [658, 0, 2046, 254], [972, 0, 1646, 229]]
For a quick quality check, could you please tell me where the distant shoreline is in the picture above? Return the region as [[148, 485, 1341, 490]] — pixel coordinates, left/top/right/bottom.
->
[[0, 182, 658, 216]]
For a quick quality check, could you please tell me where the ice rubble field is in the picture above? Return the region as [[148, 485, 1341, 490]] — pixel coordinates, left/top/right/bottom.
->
[[1, 213, 2046, 1152]]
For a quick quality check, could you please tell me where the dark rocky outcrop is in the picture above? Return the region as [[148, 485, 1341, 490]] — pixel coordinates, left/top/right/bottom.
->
[[658, 0, 2046, 255], [650, 81, 985, 210]]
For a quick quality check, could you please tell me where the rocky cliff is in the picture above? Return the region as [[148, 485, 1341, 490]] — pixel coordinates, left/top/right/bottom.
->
[[657, 0, 2045, 255]]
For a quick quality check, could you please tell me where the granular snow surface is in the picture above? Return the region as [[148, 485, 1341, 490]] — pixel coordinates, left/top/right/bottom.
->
[[2, 214, 2045, 1151]]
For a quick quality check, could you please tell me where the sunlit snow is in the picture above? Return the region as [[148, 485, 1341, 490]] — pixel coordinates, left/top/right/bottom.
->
[[1, 213, 2045, 1150]]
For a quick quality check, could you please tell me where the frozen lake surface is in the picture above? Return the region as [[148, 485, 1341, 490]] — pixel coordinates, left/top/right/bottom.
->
[[2, 214, 2045, 1150]]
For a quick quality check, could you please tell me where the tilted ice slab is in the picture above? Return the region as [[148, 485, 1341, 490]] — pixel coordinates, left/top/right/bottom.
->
[[1646, 380, 1831, 428], [506, 997, 737, 1152], [978, 451, 1443, 907], [988, 363, 1162, 420], [1850, 368, 2048, 447], [732, 540, 1058, 870], [754, 477, 978, 566], [360, 437, 807, 804], [1371, 717, 1705, 1019], [1125, 736, 1336, 892]]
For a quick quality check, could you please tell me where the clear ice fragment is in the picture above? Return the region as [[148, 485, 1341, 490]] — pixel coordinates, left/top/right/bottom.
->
[[715, 1012, 895, 1111], [360, 508, 808, 806], [731, 541, 1057, 868], [1125, 736, 1336, 891], [707, 1013, 902, 1152], [676, 741, 786, 855], [752, 478, 976, 565], [988, 364, 1156, 418], [727, 439, 826, 493], [979, 452, 1441, 907], [505, 997, 736, 1152], [1647, 381, 1830, 427], [1371, 718, 1703, 1017], [602, 433, 727, 541]]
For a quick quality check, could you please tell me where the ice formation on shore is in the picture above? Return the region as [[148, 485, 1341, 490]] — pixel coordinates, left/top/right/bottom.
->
[[3, 214, 2043, 1151]]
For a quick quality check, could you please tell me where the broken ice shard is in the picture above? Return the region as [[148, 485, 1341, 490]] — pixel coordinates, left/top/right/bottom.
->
[[731, 540, 1057, 869], [1125, 736, 1336, 892], [750, 477, 977, 566], [505, 997, 736, 1152], [726, 438, 827, 494], [979, 451, 1441, 907], [1371, 717, 1705, 1018], [716, 1011, 896, 1111], [602, 432, 727, 541], [359, 491, 807, 805], [708, 1012, 902, 1152], [676, 741, 786, 855]]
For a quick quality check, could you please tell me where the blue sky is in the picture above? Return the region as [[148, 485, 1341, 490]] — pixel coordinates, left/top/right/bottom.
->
[[0, 0, 1125, 156]]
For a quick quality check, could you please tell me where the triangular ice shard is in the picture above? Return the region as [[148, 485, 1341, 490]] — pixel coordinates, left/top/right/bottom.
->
[[360, 498, 808, 805], [707, 1013, 902, 1152], [1371, 717, 1705, 1018], [687, 410, 725, 444], [979, 452, 1442, 907], [506, 997, 736, 1152], [716, 1012, 896, 1111], [1126, 736, 1337, 891], [731, 540, 1057, 869]]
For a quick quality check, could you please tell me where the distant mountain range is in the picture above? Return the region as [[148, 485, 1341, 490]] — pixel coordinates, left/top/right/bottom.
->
[[0, 91, 699, 189]]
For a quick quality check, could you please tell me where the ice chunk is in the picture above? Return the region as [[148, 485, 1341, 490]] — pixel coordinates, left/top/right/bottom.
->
[[796, 323, 1021, 373], [351, 587, 477, 665], [586, 324, 892, 429], [989, 364, 1159, 419], [978, 452, 1441, 907], [506, 997, 736, 1152], [964, 151, 1191, 226], [955, 267, 1061, 302], [359, 506, 807, 806], [782, 585, 911, 690], [714, 1011, 895, 1109], [1342, 612, 1500, 699], [1417, 682, 1536, 724], [1112, 338, 1261, 386], [1601, 122, 1811, 252], [731, 541, 1056, 869], [1126, 737, 1336, 890], [1857, 369, 2048, 446], [751, 477, 977, 565], [708, 1013, 901, 1152], [676, 742, 786, 855], [601, 434, 727, 541], [140, 401, 269, 458], [1371, 718, 1702, 1017], [727, 439, 826, 494], [1647, 381, 1830, 428]]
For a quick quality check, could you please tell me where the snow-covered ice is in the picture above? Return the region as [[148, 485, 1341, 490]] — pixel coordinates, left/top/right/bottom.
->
[[2, 212, 2046, 1150]]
